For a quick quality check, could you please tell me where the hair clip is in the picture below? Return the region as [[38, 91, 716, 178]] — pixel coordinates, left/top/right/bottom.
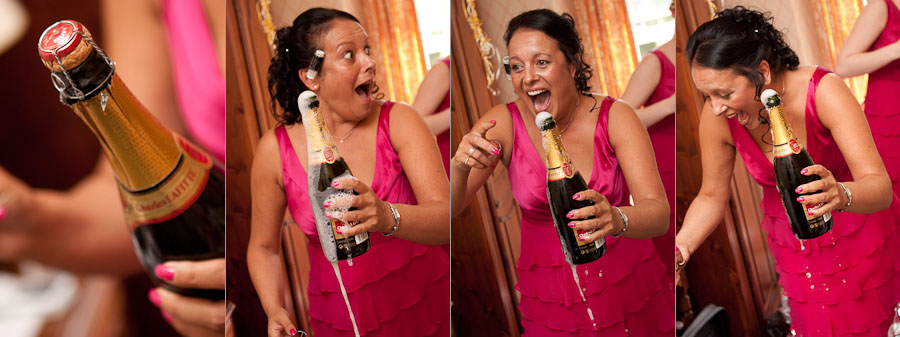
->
[[306, 49, 325, 80], [502, 56, 511, 80]]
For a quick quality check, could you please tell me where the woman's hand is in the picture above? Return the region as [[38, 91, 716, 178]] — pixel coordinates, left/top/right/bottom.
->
[[148, 259, 226, 337], [795, 164, 847, 217], [452, 119, 501, 171], [266, 307, 300, 337], [675, 245, 689, 272], [567, 189, 622, 242], [326, 177, 393, 236], [0, 167, 35, 260]]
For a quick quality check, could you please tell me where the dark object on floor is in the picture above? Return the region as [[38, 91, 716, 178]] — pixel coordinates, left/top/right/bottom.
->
[[765, 311, 791, 337], [682, 304, 729, 337]]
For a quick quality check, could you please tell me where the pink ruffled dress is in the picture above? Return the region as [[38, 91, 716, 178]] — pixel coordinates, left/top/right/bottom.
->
[[863, 0, 900, 197], [727, 67, 900, 336], [275, 102, 451, 336], [508, 97, 675, 336], [643, 49, 676, 279]]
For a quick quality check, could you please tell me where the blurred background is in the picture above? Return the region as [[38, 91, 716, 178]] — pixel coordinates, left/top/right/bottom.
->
[[675, 0, 869, 336], [225, 0, 449, 335], [448, 0, 673, 336]]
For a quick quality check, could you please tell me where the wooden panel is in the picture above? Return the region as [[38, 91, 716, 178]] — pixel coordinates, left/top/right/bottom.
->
[[675, 0, 781, 335]]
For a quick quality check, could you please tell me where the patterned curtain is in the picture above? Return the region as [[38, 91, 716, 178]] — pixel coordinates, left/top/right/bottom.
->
[[360, 0, 427, 103], [260, 0, 426, 104], [818, 0, 867, 103], [572, 0, 639, 97]]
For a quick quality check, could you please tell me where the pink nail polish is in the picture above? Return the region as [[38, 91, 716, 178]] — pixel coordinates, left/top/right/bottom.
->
[[161, 310, 173, 324], [675, 247, 680, 252], [154, 264, 175, 281], [568, 222, 575, 228], [572, 194, 580, 200], [148, 289, 161, 307], [795, 186, 803, 193], [290, 329, 297, 336], [0, 207, 6, 221], [331, 181, 340, 187], [800, 168, 809, 175], [323, 200, 331, 207], [807, 210, 814, 216], [797, 197, 805, 202], [490, 120, 496, 124], [566, 212, 574, 219], [578, 235, 585, 241], [491, 148, 500, 156]]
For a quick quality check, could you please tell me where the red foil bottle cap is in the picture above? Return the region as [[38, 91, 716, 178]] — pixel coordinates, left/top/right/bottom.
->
[[38, 20, 84, 61]]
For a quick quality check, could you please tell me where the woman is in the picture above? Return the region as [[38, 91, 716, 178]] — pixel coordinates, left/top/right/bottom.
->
[[412, 56, 452, 179], [621, 0, 676, 279], [451, 9, 673, 336], [677, 7, 900, 336], [835, 0, 900, 197], [248, 8, 450, 337]]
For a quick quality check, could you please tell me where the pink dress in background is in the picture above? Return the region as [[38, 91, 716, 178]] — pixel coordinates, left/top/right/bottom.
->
[[508, 97, 675, 336], [643, 49, 676, 280], [435, 57, 452, 179], [163, 0, 226, 163], [276, 102, 450, 336], [727, 67, 900, 336], [864, 0, 900, 197]]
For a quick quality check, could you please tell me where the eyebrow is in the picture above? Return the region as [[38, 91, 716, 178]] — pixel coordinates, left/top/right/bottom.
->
[[509, 52, 553, 61]]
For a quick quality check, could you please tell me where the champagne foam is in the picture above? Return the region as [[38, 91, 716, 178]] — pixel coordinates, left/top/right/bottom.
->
[[298, 90, 318, 114], [760, 89, 778, 104]]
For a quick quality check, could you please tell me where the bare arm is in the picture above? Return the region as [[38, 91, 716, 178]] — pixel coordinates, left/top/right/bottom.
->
[[835, 0, 900, 78], [246, 130, 298, 337], [450, 104, 511, 217], [621, 53, 675, 127], [675, 103, 736, 265], [412, 61, 452, 136]]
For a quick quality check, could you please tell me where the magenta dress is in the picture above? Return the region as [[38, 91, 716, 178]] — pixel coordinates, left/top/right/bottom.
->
[[434, 57, 452, 179], [508, 97, 675, 336], [162, 0, 226, 163], [643, 49, 676, 279], [275, 102, 451, 336], [864, 0, 900, 197], [727, 67, 900, 336]]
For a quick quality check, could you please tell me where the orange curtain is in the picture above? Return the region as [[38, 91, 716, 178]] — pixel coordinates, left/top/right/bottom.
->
[[818, 0, 867, 103], [572, 0, 638, 97], [360, 0, 427, 103]]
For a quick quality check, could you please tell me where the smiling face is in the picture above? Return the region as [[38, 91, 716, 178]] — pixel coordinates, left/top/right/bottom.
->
[[303, 19, 376, 121], [691, 65, 765, 128], [507, 28, 578, 118]]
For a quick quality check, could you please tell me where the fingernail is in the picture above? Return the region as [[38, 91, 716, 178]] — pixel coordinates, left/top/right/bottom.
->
[[161, 310, 173, 324], [0, 207, 6, 221], [336, 228, 343, 234], [797, 196, 805, 202], [566, 211, 574, 219], [675, 247, 680, 252], [807, 210, 814, 215], [795, 186, 803, 193], [325, 211, 333, 218], [572, 194, 580, 200], [490, 120, 496, 124], [331, 181, 340, 187], [568, 222, 575, 228], [578, 235, 585, 241], [290, 329, 297, 336], [800, 168, 808, 175], [491, 147, 500, 156], [323, 200, 332, 207], [154, 264, 175, 281], [148, 289, 161, 307]]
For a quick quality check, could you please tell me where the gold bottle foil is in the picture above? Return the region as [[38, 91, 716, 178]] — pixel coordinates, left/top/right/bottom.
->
[[768, 102, 802, 159], [544, 127, 577, 181]]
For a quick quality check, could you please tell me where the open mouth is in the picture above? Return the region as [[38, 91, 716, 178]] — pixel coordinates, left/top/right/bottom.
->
[[354, 81, 372, 100], [527, 88, 551, 112], [728, 110, 751, 125]]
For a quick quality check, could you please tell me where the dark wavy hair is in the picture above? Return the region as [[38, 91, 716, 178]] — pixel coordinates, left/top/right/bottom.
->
[[686, 6, 800, 97], [504, 9, 593, 96], [268, 8, 361, 125]]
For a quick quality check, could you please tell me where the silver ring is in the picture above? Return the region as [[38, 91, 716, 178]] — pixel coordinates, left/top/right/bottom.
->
[[677, 258, 686, 267], [467, 147, 476, 156], [464, 157, 471, 166]]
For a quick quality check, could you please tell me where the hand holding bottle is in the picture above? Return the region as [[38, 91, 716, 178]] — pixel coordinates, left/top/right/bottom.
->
[[794, 164, 847, 217], [148, 258, 226, 337], [566, 190, 622, 243], [266, 307, 299, 337], [0, 167, 36, 260], [326, 177, 393, 236], [454, 119, 501, 170]]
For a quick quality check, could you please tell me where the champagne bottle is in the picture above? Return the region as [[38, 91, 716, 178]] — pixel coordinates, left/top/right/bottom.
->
[[38, 20, 225, 300], [762, 89, 832, 239], [536, 112, 604, 265], [297, 91, 369, 262]]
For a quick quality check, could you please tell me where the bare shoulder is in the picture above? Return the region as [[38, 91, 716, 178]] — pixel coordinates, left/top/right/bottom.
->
[[253, 127, 285, 181]]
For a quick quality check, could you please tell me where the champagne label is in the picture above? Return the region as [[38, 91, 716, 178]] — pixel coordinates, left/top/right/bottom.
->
[[773, 139, 803, 158], [548, 162, 577, 181], [120, 136, 212, 228], [573, 228, 604, 248], [332, 219, 369, 249], [804, 203, 831, 228]]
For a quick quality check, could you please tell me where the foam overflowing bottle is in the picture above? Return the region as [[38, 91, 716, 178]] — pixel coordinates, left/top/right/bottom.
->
[[297, 91, 369, 262], [38, 20, 225, 299]]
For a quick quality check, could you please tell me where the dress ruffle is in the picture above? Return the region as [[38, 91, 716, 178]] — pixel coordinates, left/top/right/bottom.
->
[[306, 237, 450, 336], [515, 222, 675, 335]]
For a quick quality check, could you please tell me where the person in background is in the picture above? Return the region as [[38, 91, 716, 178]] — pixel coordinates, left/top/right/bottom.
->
[[413, 56, 452, 178]]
